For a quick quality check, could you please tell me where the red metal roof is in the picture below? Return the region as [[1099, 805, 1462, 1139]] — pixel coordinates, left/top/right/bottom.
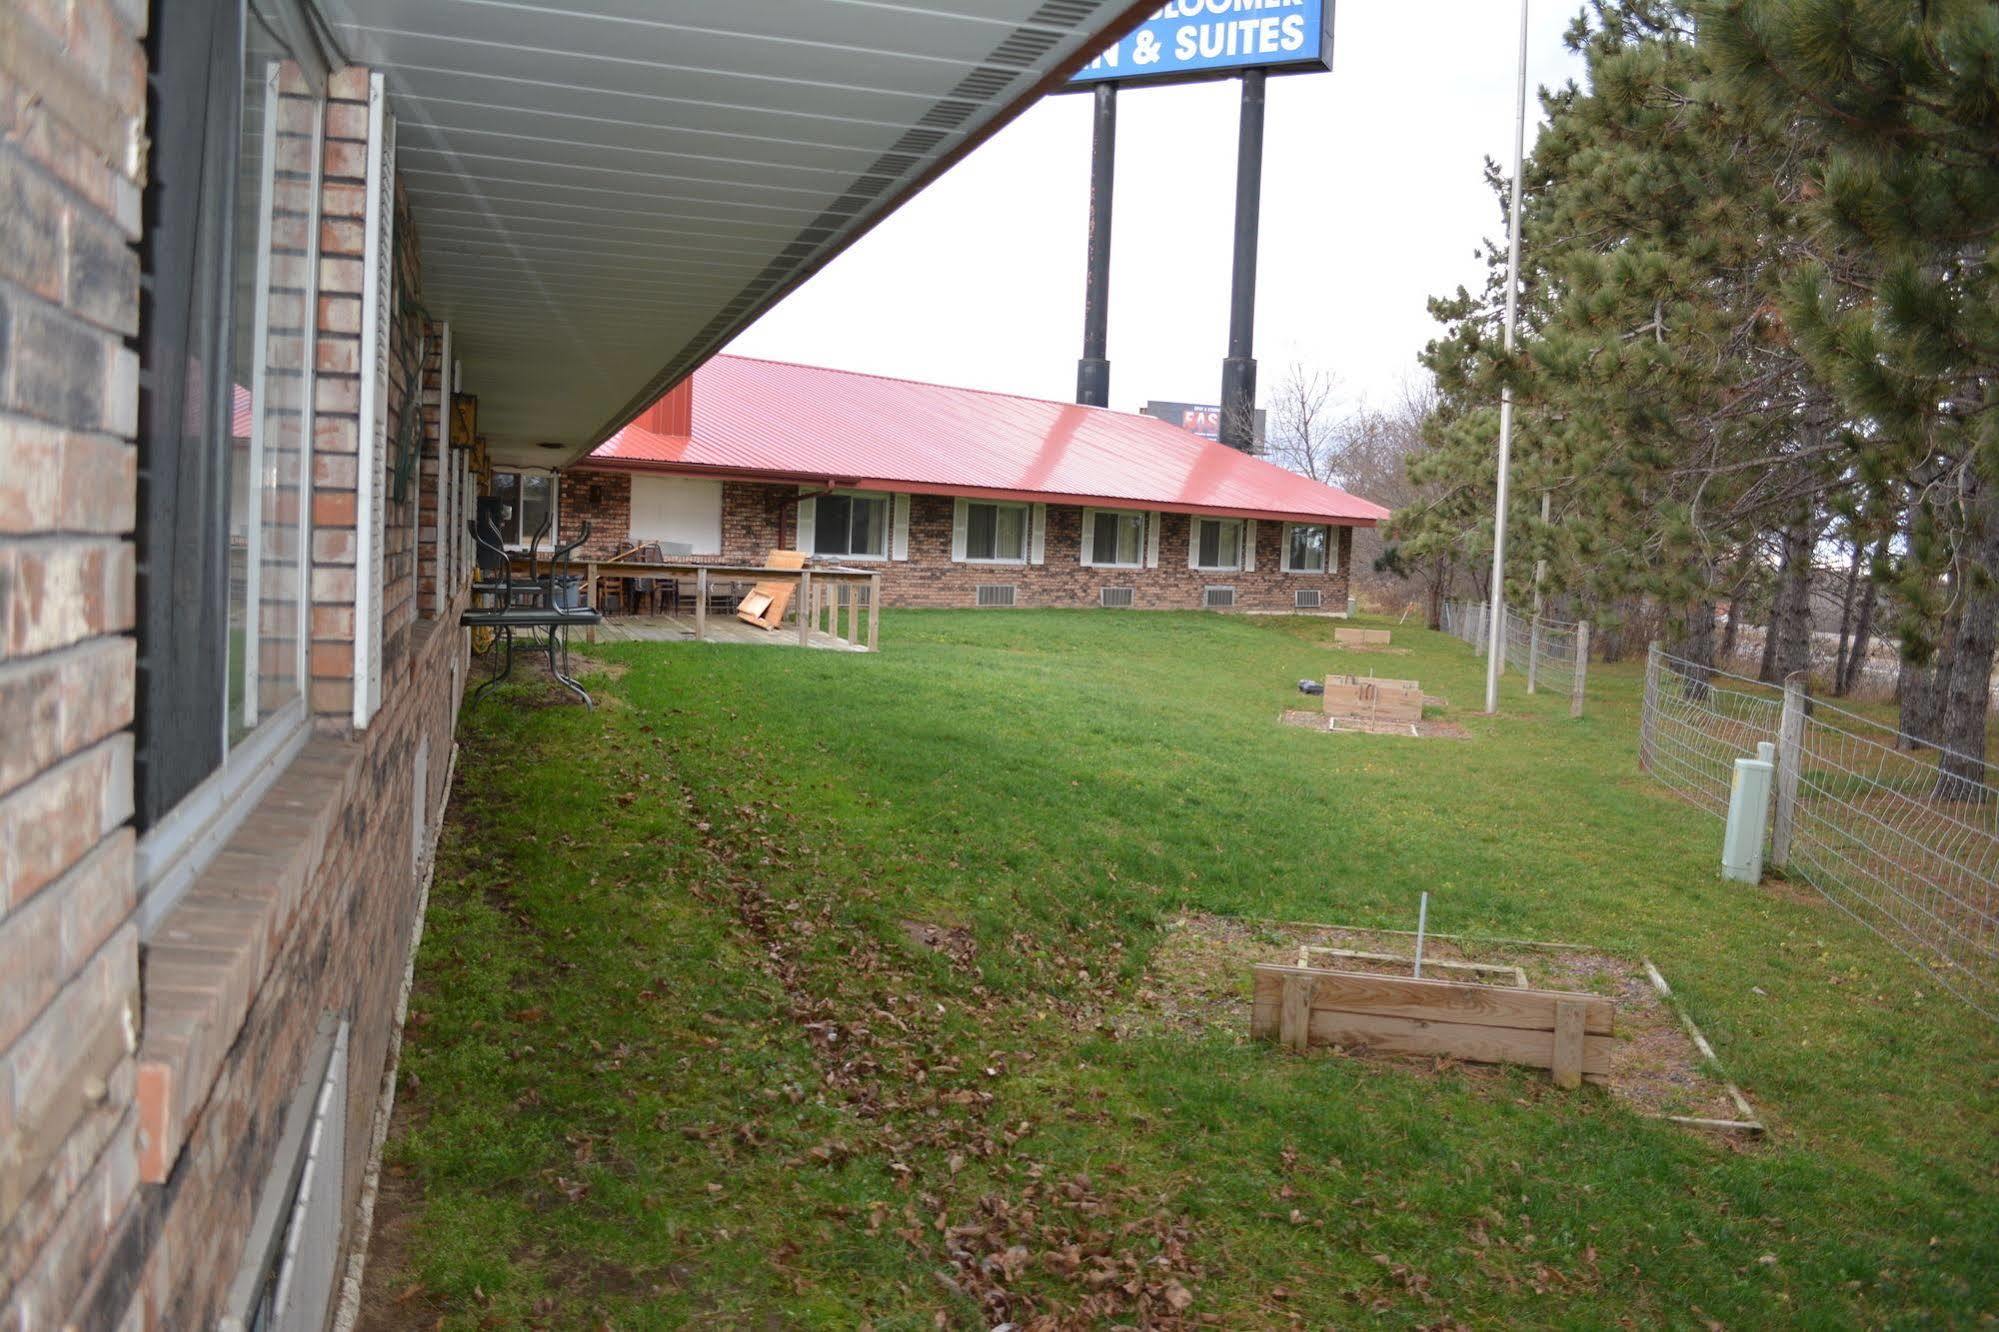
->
[[587, 356, 1389, 526]]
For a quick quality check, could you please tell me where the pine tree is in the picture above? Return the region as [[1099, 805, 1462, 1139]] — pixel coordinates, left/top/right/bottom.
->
[[1700, 0, 1999, 795]]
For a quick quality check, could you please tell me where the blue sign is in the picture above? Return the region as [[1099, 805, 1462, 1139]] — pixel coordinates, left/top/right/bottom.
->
[[1069, 0, 1333, 89]]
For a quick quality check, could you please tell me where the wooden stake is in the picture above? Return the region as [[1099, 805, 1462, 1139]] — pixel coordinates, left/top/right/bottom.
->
[[1552, 1000, 1586, 1089], [868, 574, 881, 651], [797, 571, 813, 646], [1279, 974, 1313, 1052], [695, 567, 707, 640]]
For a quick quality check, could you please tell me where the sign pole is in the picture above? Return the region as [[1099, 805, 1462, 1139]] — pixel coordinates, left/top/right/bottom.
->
[[1484, 0, 1530, 715], [1076, 82, 1117, 408], [1219, 68, 1265, 454]]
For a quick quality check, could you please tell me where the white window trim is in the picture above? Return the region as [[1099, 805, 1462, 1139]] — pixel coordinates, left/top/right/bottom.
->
[[890, 492, 911, 560], [1189, 516, 1246, 572], [353, 73, 391, 729], [1281, 521, 1334, 574], [431, 321, 451, 597], [490, 468, 560, 553], [143, 59, 325, 933], [955, 497, 1032, 565], [1081, 507, 1147, 569], [136, 696, 313, 938], [810, 487, 891, 561]]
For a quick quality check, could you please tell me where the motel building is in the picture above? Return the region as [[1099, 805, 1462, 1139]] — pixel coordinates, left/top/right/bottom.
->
[[0, 1, 1379, 1327], [545, 355, 1385, 616]]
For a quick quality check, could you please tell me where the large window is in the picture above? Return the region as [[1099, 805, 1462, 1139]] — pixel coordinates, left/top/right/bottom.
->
[[1192, 517, 1244, 571], [136, 0, 329, 863], [1085, 509, 1145, 567], [1283, 523, 1331, 574], [963, 501, 1028, 563], [815, 491, 888, 559], [488, 471, 556, 548]]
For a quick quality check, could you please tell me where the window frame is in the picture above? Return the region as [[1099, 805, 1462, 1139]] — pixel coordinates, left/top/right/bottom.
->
[[813, 489, 891, 561], [960, 499, 1031, 565], [488, 469, 560, 551], [1082, 507, 1146, 569], [1191, 516, 1245, 572], [1281, 522, 1333, 574], [135, 0, 329, 928]]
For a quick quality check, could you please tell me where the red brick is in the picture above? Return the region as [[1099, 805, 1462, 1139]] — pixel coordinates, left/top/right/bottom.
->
[[0, 732, 132, 909], [0, 417, 63, 532], [1, 537, 136, 659]]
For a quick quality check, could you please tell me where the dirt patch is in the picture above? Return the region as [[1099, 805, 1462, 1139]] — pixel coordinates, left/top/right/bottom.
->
[[899, 917, 978, 969], [1279, 710, 1472, 740], [1120, 914, 1758, 1131], [353, 1156, 442, 1331]]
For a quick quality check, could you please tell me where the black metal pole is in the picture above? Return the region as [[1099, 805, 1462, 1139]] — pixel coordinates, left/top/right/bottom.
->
[[1219, 69, 1265, 453], [1076, 82, 1116, 408]]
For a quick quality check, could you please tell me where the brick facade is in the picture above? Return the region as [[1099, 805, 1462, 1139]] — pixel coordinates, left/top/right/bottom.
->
[[1, 21, 468, 1327], [561, 471, 1355, 613], [0, 0, 147, 1320]]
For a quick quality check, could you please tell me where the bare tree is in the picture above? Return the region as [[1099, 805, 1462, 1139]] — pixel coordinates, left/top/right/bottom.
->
[[1268, 363, 1447, 616], [1265, 362, 1340, 484]]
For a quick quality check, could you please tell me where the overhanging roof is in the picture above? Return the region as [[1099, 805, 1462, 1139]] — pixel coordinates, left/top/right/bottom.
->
[[588, 356, 1391, 526], [315, 0, 1155, 467]]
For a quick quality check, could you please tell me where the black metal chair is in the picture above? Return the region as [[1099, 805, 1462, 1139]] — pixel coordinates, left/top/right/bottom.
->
[[461, 512, 603, 705]]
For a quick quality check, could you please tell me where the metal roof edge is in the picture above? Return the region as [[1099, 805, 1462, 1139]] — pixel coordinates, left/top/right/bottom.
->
[[570, 458, 1385, 527]]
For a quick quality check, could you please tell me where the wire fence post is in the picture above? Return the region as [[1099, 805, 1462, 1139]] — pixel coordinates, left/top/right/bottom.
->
[[1527, 613, 1541, 693], [1640, 641, 1662, 770], [1571, 621, 1589, 718], [1771, 672, 1806, 869]]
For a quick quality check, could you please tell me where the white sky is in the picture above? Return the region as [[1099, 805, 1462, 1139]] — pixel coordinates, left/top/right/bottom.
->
[[726, 2, 1588, 418]]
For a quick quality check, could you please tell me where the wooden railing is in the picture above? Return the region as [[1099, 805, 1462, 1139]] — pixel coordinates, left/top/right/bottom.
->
[[515, 556, 882, 652]]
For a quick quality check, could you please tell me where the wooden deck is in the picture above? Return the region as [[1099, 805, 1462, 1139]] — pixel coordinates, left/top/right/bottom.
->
[[588, 613, 869, 652]]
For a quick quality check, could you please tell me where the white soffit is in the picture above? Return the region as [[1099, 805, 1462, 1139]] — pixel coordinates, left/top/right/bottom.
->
[[316, 0, 1146, 466]]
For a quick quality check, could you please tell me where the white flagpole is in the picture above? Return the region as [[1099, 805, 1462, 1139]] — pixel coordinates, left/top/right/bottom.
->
[[1485, 0, 1531, 715]]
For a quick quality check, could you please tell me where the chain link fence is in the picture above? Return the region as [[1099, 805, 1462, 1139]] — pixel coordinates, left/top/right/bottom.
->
[[1441, 600, 1590, 717], [1641, 646, 1999, 1021]]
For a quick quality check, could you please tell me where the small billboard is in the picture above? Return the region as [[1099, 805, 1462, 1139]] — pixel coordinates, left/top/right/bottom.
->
[[1069, 1, 1334, 90], [1144, 400, 1266, 450]]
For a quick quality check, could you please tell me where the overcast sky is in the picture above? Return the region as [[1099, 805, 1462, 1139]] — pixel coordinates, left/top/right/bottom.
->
[[726, 2, 1588, 418]]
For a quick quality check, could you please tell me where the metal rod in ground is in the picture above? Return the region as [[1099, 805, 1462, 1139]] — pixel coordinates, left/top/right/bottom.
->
[[1484, 0, 1531, 715], [1412, 892, 1430, 978], [1075, 82, 1116, 408], [1218, 69, 1265, 453]]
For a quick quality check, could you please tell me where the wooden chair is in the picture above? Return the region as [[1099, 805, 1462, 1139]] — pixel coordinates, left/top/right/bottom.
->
[[736, 550, 808, 631]]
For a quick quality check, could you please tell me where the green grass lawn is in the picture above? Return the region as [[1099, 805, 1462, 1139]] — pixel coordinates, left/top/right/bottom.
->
[[365, 611, 1998, 1330]]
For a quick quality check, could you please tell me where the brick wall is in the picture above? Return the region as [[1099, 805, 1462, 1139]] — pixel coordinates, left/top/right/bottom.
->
[[308, 67, 370, 722], [1, 28, 469, 1325], [379, 179, 422, 674], [561, 471, 1354, 613], [133, 617, 464, 1328], [0, 0, 146, 1322]]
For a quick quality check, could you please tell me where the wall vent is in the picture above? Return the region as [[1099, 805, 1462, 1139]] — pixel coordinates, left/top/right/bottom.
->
[[1204, 586, 1237, 609], [1295, 589, 1323, 609], [976, 584, 1017, 608], [1100, 587, 1135, 609]]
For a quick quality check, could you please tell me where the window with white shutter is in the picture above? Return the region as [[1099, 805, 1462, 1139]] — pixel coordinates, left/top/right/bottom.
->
[[353, 72, 393, 728]]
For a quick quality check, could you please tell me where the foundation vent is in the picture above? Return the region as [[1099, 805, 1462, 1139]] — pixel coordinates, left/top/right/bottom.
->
[[1295, 589, 1323, 609], [1204, 586, 1237, 610], [1100, 587, 1135, 608], [976, 584, 1017, 608]]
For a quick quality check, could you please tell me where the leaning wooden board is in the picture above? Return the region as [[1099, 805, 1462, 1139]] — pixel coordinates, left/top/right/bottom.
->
[[1335, 627, 1392, 646], [1249, 964, 1614, 1087]]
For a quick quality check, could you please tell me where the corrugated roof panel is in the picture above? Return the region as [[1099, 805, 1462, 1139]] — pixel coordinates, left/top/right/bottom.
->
[[591, 356, 1390, 525]]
